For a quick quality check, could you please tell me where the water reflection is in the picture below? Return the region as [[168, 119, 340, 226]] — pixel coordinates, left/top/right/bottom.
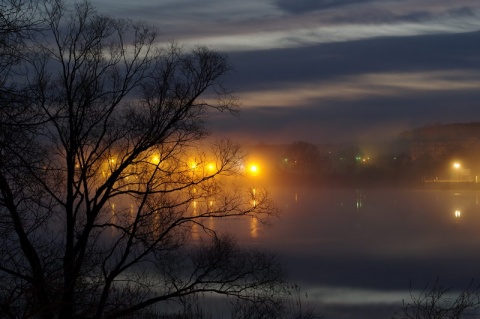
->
[[192, 200, 199, 240], [213, 185, 480, 262], [104, 186, 480, 319], [454, 209, 461, 218], [102, 186, 480, 319], [250, 217, 259, 238], [207, 216, 215, 232], [356, 189, 363, 211], [251, 188, 259, 238], [253, 187, 480, 319]]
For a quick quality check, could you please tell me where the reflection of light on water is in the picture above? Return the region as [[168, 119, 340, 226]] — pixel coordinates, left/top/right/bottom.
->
[[129, 204, 135, 223], [208, 216, 215, 231], [356, 189, 365, 212], [356, 190, 363, 211], [250, 217, 258, 238], [191, 201, 199, 240], [295, 193, 298, 203], [455, 210, 461, 218], [452, 193, 462, 222]]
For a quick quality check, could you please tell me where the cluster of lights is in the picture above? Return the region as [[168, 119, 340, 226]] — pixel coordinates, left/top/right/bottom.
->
[[355, 156, 371, 162], [100, 153, 262, 181]]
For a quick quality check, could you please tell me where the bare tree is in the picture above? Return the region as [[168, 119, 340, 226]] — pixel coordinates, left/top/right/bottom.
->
[[0, 1, 284, 318], [0, 0, 39, 75], [394, 279, 480, 319], [0, 0, 41, 154], [230, 283, 322, 319]]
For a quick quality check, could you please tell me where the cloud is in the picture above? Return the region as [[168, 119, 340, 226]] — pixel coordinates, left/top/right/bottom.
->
[[97, 0, 281, 38], [96, 1, 480, 53], [92, 0, 480, 145], [275, 0, 375, 14], [236, 70, 480, 108], [172, 10, 480, 52], [208, 68, 480, 144]]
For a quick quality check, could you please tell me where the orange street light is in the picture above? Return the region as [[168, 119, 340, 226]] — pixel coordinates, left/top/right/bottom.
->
[[207, 162, 216, 173], [151, 155, 160, 165], [248, 163, 260, 177], [189, 161, 198, 170]]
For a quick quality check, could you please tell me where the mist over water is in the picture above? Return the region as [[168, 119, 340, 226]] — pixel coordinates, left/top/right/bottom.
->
[[211, 184, 480, 319]]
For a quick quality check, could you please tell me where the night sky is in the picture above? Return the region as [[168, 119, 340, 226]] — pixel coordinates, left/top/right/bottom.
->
[[98, 0, 480, 144]]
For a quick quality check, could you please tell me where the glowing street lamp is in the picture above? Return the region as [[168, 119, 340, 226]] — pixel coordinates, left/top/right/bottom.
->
[[248, 163, 259, 177], [452, 162, 462, 182], [150, 155, 160, 165], [189, 161, 198, 170], [206, 162, 216, 174]]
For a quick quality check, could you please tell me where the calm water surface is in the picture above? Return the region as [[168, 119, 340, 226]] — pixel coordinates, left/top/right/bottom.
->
[[218, 186, 480, 319]]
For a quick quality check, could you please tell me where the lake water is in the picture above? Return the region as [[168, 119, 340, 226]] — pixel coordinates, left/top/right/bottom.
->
[[215, 185, 480, 319]]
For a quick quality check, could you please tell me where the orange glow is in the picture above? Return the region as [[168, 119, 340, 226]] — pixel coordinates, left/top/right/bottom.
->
[[453, 162, 461, 169], [248, 164, 260, 176], [250, 217, 258, 238], [151, 155, 160, 165], [189, 161, 198, 170], [207, 162, 216, 173], [108, 158, 116, 165]]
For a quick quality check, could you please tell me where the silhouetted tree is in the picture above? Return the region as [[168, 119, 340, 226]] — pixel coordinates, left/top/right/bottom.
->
[[0, 1, 284, 318], [394, 279, 480, 319], [0, 0, 40, 147], [0, 0, 38, 75], [230, 283, 321, 319]]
